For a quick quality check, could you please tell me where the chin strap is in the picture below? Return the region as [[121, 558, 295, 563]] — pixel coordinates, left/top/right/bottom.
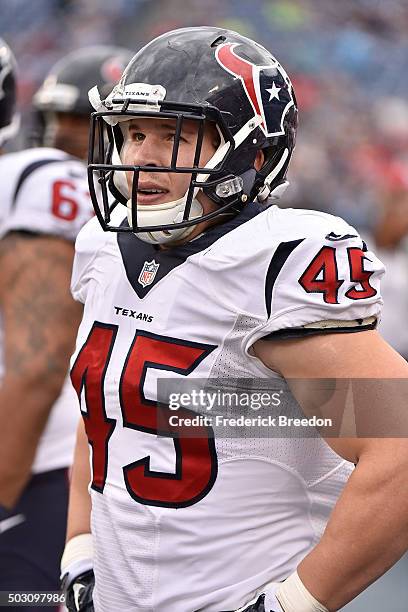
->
[[127, 196, 203, 244], [267, 180, 290, 201], [257, 148, 289, 202]]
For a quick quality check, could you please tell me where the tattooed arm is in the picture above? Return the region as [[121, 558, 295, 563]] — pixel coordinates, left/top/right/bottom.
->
[[0, 232, 83, 508]]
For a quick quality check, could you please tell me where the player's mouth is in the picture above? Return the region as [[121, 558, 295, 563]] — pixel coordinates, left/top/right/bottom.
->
[[136, 184, 169, 205]]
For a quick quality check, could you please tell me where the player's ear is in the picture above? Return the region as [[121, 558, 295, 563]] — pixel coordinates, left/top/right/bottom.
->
[[254, 149, 264, 171]]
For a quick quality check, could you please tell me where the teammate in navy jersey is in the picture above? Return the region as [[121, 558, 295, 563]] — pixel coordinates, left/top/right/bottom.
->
[[62, 28, 408, 612], [0, 43, 132, 610]]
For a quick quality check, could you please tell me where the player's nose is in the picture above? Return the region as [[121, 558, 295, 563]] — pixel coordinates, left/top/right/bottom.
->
[[131, 135, 164, 168]]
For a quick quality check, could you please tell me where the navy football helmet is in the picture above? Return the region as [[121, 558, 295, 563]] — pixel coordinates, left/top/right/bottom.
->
[[88, 27, 298, 244], [0, 38, 19, 147], [32, 45, 134, 146]]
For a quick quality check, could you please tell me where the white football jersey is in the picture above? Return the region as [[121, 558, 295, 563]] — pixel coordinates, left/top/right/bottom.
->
[[71, 204, 384, 611], [0, 147, 93, 473]]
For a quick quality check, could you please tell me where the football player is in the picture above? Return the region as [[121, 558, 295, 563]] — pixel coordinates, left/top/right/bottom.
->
[[62, 27, 408, 611], [0, 39, 19, 148], [0, 43, 132, 608]]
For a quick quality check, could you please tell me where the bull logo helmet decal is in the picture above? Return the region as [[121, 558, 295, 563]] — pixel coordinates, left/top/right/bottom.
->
[[101, 56, 128, 84], [215, 43, 294, 138]]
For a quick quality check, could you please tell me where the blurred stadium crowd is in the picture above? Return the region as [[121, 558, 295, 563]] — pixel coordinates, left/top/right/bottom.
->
[[3, 0, 408, 227], [4, 0, 408, 354]]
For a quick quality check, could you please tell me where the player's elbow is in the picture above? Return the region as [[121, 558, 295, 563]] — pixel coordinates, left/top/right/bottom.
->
[[359, 438, 408, 503]]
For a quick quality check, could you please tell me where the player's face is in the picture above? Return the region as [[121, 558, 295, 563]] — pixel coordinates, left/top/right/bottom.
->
[[51, 112, 90, 160], [122, 117, 219, 207]]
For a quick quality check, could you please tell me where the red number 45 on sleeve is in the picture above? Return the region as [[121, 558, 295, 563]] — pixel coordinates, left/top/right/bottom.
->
[[298, 246, 377, 304]]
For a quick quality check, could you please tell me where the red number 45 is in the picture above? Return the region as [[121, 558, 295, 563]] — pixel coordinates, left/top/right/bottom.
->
[[298, 246, 377, 304], [70, 323, 218, 509]]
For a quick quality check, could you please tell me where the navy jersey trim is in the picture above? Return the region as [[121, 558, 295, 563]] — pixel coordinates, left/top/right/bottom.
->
[[261, 318, 377, 341], [118, 203, 263, 299], [12, 158, 73, 209], [265, 239, 304, 318]]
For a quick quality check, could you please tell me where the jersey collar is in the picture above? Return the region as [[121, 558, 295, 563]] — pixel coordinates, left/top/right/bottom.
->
[[117, 202, 263, 299]]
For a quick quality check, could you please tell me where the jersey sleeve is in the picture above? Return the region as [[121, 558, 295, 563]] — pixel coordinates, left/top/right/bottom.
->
[[71, 204, 127, 303], [259, 222, 384, 340], [71, 217, 104, 304], [1, 158, 93, 241]]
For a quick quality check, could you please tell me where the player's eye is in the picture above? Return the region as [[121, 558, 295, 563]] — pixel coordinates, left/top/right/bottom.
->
[[167, 133, 188, 144], [129, 130, 145, 143]]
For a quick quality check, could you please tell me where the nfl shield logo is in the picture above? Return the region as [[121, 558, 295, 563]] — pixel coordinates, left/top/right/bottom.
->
[[138, 259, 160, 287]]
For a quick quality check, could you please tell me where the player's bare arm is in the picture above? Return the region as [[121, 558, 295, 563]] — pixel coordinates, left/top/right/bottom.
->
[[0, 231, 83, 507], [253, 330, 408, 610], [66, 419, 92, 542], [61, 420, 95, 612]]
